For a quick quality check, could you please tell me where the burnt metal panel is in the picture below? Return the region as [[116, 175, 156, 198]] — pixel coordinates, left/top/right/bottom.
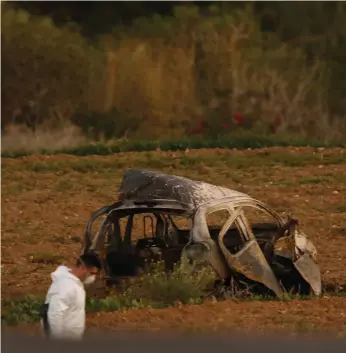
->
[[119, 169, 247, 209], [293, 253, 322, 296]]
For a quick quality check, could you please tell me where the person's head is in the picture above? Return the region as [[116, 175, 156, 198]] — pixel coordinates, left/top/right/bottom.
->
[[73, 252, 102, 285]]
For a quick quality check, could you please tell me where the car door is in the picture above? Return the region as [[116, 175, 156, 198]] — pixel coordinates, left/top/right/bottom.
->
[[205, 202, 284, 297]]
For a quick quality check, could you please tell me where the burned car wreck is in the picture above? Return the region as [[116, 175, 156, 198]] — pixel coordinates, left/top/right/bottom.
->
[[81, 169, 322, 298]]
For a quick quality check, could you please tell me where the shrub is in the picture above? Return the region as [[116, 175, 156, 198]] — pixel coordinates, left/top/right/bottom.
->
[[99, 4, 344, 140], [71, 107, 141, 140], [1, 4, 105, 130], [123, 260, 215, 306], [2, 3, 345, 142]]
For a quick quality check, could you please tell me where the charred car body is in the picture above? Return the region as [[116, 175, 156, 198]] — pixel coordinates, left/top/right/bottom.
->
[[82, 169, 322, 298]]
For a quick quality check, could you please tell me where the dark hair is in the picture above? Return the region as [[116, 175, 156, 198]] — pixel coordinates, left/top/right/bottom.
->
[[77, 251, 102, 270]]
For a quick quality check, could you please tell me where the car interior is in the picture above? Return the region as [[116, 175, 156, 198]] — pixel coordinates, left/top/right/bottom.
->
[[103, 210, 190, 283], [98, 207, 309, 294]]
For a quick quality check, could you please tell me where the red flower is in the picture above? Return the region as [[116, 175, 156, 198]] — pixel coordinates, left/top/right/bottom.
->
[[234, 113, 242, 125], [222, 122, 230, 129], [275, 115, 281, 124]]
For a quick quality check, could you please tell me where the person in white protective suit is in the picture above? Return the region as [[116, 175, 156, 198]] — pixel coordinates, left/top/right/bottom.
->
[[40, 252, 102, 341]]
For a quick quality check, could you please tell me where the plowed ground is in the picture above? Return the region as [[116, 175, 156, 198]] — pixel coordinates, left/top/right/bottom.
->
[[2, 147, 346, 335]]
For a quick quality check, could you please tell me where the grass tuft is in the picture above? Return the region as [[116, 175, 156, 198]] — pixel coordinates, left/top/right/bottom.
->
[[298, 178, 330, 185], [122, 260, 214, 306], [1, 296, 43, 325], [27, 252, 63, 265]]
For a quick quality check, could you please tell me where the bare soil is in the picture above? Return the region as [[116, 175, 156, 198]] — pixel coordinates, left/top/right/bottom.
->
[[2, 147, 346, 335], [11, 297, 346, 337]]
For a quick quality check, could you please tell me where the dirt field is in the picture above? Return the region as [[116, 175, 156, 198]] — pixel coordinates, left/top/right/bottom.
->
[[2, 147, 346, 334]]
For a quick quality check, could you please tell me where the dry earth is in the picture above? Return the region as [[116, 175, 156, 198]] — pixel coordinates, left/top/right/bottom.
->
[[2, 147, 346, 335]]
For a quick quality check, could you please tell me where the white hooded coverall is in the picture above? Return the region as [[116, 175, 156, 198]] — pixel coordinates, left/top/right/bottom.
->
[[43, 266, 86, 340]]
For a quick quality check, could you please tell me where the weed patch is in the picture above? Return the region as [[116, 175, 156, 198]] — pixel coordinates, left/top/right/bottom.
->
[[70, 160, 114, 173], [1, 261, 212, 325], [3, 260, 335, 326], [333, 205, 346, 213], [1, 296, 43, 325], [23, 162, 63, 173], [27, 252, 63, 265], [123, 261, 213, 306], [55, 179, 74, 192], [2, 134, 346, 159], [298, 178, 330, 185]]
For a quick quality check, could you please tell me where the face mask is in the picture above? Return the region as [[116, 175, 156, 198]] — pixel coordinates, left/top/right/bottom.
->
[[83, 274, 96, 285]]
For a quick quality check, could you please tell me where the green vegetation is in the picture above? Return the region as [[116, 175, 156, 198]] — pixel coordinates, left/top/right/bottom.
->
[[2, 2, 346, 150], [2, 133, 346, 159], [2, 259, 345, 326], [333, 205, 346, 213], [122, 261, 213, 306], [4, 149, 346, 179], [1, 5, 105, 130], [298, 178, 330, 185], [1, 261, 211, 325], [2, 296, 43, 325]]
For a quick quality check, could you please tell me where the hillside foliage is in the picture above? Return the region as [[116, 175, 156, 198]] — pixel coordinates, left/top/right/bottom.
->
[[2, 2, 346, 143]]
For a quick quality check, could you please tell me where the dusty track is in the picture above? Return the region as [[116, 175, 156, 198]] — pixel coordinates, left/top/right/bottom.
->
[[2, 146, 346, 335]]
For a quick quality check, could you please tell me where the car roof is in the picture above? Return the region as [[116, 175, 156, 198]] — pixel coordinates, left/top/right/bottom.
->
[[118, 169, 250, 211]]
